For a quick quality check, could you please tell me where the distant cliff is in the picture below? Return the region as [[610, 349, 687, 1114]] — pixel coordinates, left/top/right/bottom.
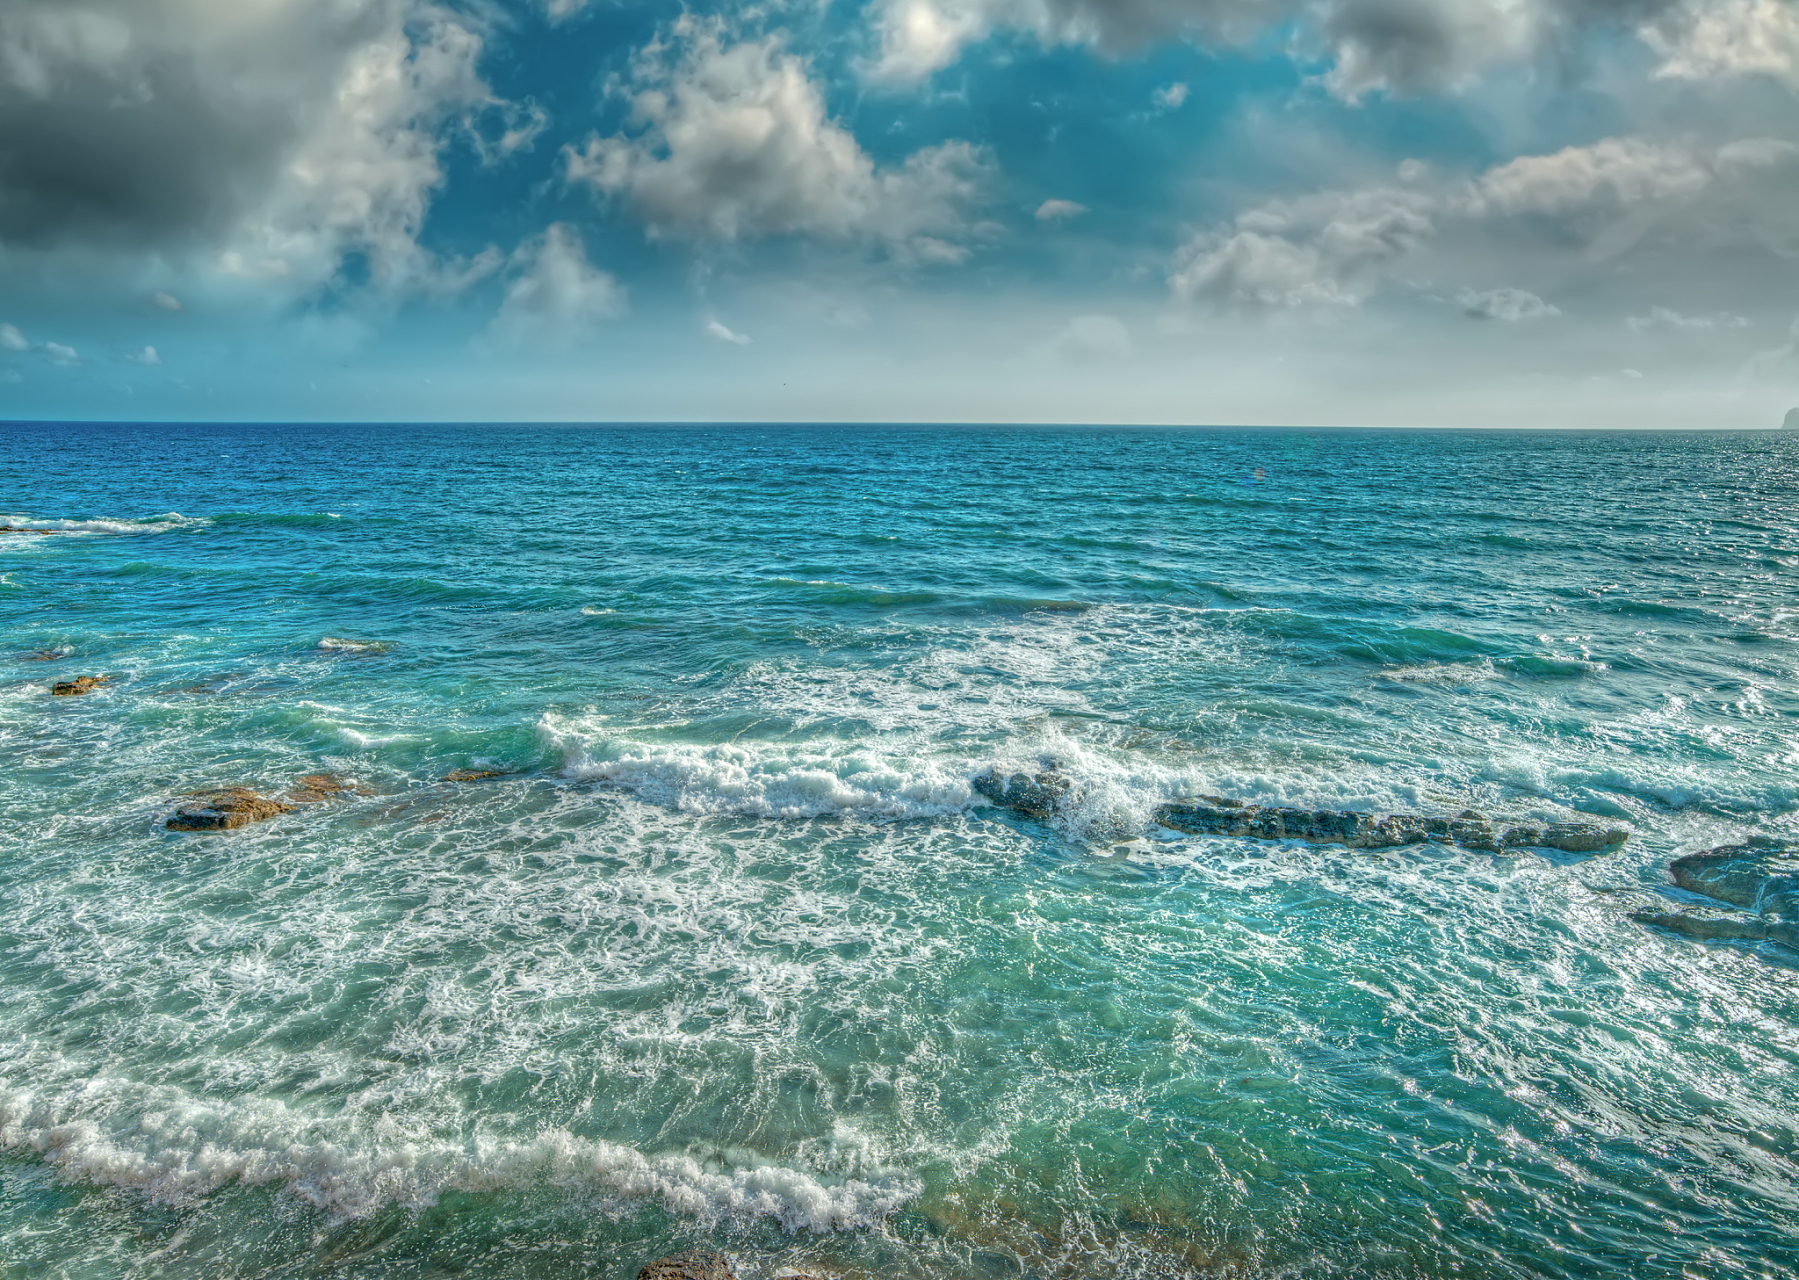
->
[[1787, 407, 1799, 430]]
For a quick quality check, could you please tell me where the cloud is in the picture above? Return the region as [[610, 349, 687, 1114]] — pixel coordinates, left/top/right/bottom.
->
[[862, 0, 1753, 96], [489, 222, 626, 346], [1643, 0, 1799, 83], [1172, 134, 1799, 310], [567, 18, 992, 256], [706, 319, 753, 345], [1627, 305, 1751, 329], [537, 0, 593, 23], [41, 341, 77, 365], [1457, 287, 1559, 321], [0, 323, 25, 351], [1035, 198, 1089, 222], [151, 291, 183, 312], [0, 1, 520, 297], [127, 345, 162, 365], [1153, 81, 1190, 108]]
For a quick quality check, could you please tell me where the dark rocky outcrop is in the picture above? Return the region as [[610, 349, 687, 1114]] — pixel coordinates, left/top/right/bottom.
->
[[444, 768, 511, 782], [1635, 836, 1799, 952], [0, 525, 60, 535], [638, 1252, 736, 1280], [51, 675, 109, 696], [167, 788, 296, 831], [971, 763, 1629, 854], [972, 764, 1072, 818], [1152, 796, 1627, 853]]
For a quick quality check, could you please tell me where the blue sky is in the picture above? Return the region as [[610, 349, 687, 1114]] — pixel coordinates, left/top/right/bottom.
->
[[1, 0, 1796, 425]]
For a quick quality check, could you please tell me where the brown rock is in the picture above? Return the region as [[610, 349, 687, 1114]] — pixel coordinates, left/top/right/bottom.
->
[[444, 768, 510, 782], [51, 675, 109, 696], [22, 650, 66, 662], [638, 1252, 737, 1280], [167, 788, 296, 831], [0, 525, 59, 535]]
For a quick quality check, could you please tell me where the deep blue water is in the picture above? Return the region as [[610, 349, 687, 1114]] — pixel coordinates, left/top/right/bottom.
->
[[2, 422, 1796, 1279]]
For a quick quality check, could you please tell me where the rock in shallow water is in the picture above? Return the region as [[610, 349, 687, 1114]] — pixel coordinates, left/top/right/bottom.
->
[[167, 788, 296, 831], [638, 1252, 736, 1280], [971, 765, 1072, 819], [1635, 836, 1799, 951], [1152, 797, 1627, 853], [970, 765, 1628, 854], [50, 675, 108, 696]]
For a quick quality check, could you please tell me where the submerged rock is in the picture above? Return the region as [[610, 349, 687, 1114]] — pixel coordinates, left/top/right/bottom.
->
[[286, 773, 372, 802], [1636, 836, 1799, 952], [444, 768, 511, 782], [0, 525, 60, 535], [1153, 796, 1628, 854], [50, 675, 109, 696], [639, 1252, 736, 1280], [1669, 836, 1799, 915], [972, 764, 1073, 819], [167, 788, 296, 831]]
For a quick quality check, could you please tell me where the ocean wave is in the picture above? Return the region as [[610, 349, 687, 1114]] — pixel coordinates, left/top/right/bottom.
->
[[0, 1080, 917, 1229], [2, 512, 207, 535], [764, 578, 944, 608], [546, 721, 974, 820], [317, 637, 391, 655]]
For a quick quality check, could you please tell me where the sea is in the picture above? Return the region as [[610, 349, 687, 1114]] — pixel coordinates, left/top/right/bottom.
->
[[2, 421, 1796, 1279]]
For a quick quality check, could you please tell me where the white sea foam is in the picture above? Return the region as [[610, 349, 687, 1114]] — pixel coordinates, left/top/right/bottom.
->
[[317, 638, 391, 655], [7, 512, 208, 535], [0, 1079, 918, 1228]]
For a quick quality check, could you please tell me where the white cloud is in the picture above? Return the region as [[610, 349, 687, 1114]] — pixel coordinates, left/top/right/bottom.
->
[[863, 1, 1779, 98], [568, 18, 991, 256], [0, 323, 25, 351], [1035, 198, 1089, 222], [1457, 286, 1559, 321], [151, 291, 183, 312], [1153, 81, 1190, 109], [1643, 0, 1799, 83], [127, 345, 162, 365], [490, 222, 626, 347], [1172, 134, 1799, 311], [42, 341, 77, 365], [1628, 306, 1751, 330], [1171, 185, 1436, 306], [538, 0, 593, 23], [706, 319, 753, 345]]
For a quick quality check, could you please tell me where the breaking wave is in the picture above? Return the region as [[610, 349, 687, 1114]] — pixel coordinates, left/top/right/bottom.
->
[[0, 1079, 918, 1229]]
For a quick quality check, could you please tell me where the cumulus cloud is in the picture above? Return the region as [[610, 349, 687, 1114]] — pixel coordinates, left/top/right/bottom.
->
[[706, 319, 753, 344], [1172, 134, 1799, 310], [0, 0, 522, 297], [127, 345, 162, 365], [863, 0, 1786, 96], [1643, 0, 1799, 83], [151, 291, 183, 312], [0, 323, 25, 351], [1458, 286, 1559, 321], [1153, 81, 1191, 108], [41, 341, 77, 365], [568, 18, 991, 256], [490, 222, 625, 346], [1035, 198, 1089, 221]]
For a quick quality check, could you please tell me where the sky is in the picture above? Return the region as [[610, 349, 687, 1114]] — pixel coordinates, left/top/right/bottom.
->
[[0, 0, 1796, 426]]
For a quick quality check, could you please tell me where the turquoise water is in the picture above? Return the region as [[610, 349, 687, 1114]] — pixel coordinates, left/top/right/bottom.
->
[[2, 422, 1796, 1279]]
